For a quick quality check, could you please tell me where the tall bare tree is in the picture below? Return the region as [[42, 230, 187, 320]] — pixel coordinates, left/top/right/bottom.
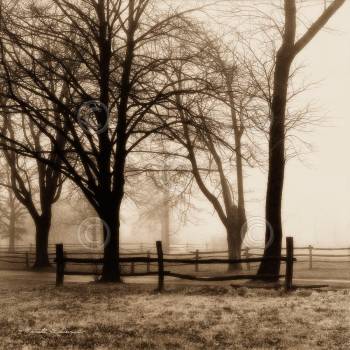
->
[[258, 0, 345, 278], [0, 0, 201, 281], [156, 23, 265, 269]]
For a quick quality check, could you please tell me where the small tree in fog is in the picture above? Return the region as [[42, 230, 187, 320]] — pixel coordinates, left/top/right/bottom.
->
[[1, 99, 65, 267], [0, 164, 28, 252]]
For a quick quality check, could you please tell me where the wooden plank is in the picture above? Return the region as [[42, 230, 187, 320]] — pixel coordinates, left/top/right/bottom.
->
[[64, 271, 99, 276], [245, 248, 250, 271], [122, 272, 159, 277], [156, 241, 164, 292], [285, 237, 294, 291], [60, 256, 295, 265], [64, 271, 159, 277], [162, 257, 294, 264], [195, 250, 199, 272], [146, 251, 151, 273], [56, 244, 64, 287], [0, 259, 28, 264], [63, 257, 157, 264], [309, 254, 350, 257], [165, 272, 284, 281], [308, 245, 313, 270]]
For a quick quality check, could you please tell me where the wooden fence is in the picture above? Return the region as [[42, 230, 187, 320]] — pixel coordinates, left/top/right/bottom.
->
[[0, 242, 349, 271], [189, 246, 350, 271], [55, 237, 296, 291]]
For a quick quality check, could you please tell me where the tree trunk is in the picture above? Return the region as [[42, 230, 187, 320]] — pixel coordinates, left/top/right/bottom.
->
[[8, 192, 16, 253], [100, 203, 121, 282], [235, 137, 247, 245], [257, 0, 345, 281], [8, 212, 15, 253], [33, 215, 51, 269], [226, 220, 243, 271], [161, 190, 170, 254], [230, 83, 247, 247], [257, 49, 293, 280]]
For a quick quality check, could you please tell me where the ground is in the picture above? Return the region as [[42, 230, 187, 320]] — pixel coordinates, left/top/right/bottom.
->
[[0, 279, 349, 350]]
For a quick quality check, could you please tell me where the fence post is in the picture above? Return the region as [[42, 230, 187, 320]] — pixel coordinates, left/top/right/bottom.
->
[[25, 252, 29, 269], [147, 250, 151, 273], [245, 247, 250, 271], [156, 241, 164, 292], [195, 249, 199, 272], [56, 244, 64, 287], [285, 237, 294, 291], [308, 245, 313, 270]]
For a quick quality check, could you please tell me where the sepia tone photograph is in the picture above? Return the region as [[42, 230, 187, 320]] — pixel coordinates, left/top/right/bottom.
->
[[0, 0, 349, 349]]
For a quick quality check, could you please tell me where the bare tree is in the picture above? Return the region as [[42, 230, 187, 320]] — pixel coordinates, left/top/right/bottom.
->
[[155, 23, 264, 270], [0, 163, 28, 252], [0, 0, 201, 281], [257, 0, 345, 279], [1, 116, 64, 267]]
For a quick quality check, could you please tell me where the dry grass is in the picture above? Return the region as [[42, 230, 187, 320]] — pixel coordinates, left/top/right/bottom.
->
[[0, 282, 349, 350]]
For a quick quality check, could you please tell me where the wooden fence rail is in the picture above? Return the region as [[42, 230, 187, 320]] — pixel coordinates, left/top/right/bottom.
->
[[1, 242, 350, 271], [55, 237, 296, 292], [188, 246, 350, 271]]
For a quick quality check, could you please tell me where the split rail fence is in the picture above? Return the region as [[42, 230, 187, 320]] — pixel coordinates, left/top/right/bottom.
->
[[55, 237, 296, 291], [0, 243, 349, 271]]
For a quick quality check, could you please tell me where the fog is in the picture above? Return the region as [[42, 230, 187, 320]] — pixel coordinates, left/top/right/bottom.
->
[[121, 1, 350, 249], [1, 0, 349, 251]]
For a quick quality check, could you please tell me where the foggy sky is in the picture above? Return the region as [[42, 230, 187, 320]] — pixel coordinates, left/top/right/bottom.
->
[[147, 1, 350, 249], [8, 1, 349, 250]]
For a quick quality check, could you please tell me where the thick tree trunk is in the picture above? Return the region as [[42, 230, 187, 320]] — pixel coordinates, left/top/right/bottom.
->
[[257, 0, 345, 281], [226, 202, 247, 272], [226, 219, 243, 271], [100, 202, 121, 282], [33, 215, 51, 269], [257, 50, 293, 280], [8, 214, 15, 253]]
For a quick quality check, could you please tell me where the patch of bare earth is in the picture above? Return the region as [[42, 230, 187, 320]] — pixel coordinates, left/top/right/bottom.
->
[[0, 283, 349, 349]]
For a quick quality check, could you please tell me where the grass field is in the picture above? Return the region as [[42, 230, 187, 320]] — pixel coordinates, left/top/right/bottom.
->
[[0, 282, 349, 350]]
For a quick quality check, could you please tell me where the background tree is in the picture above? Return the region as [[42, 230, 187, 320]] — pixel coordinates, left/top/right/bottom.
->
[[128, 161, 194, 254], [134, 171, 173, 253], [0, 163, 28, 252], [1, 115, 64, 267], [157, 23, 265, 270]]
